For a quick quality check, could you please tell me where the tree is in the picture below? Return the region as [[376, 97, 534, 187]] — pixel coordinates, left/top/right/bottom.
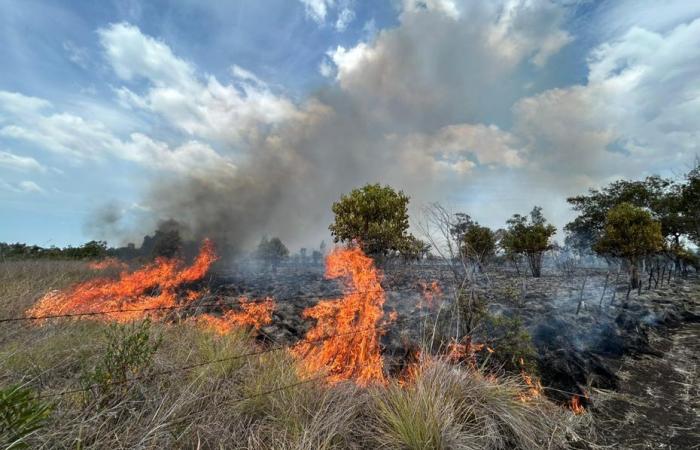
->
[[593, 203, 664, 288], [565, 176, 676, 253], [461, 223, 496, 270], [501, 207, 556, 277], [396, 234, 431, 262], [329, 183, 418, 258], [681, 161, 700, 245], [257, 236, 289, 273]]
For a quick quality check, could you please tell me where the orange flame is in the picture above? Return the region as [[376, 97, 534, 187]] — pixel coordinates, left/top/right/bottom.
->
[[292, 246, 386, 386], [517, 357, 543, 401], [27, 240, 218, 323], [88, 257, 128, 271], [446, 336, 484, 368], [570, 390, 588, 414], [196, 297, 275, 335]]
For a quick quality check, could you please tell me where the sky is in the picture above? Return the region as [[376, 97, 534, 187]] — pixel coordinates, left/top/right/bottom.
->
[[1, 0, 699, 251]]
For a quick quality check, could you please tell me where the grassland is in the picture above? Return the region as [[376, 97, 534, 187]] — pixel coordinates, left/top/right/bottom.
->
[[0, 259, 587, 449]]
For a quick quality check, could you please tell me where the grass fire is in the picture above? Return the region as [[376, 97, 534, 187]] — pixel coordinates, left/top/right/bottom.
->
[[2, 2, 700, 448]]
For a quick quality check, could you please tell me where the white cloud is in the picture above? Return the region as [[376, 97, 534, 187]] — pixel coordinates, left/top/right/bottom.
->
[[323, 0, 572, 125], [62, 40, 89, 68], [299, 0, 333, 23], [513, 17, 700, 178], [18, 180, 43, 193], [0, 150, 47, 172], [318, 58, 334, 77], [0, 90, 233, 176], [335, 7, 355, 31], [393, 123, 524, 175], [99, 23, 300, 145]]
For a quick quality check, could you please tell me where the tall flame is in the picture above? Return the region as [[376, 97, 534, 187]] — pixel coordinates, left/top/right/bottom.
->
[[292, 246, 386, 386], [196, 297, 275, 335], [27, 240, 217, 323]]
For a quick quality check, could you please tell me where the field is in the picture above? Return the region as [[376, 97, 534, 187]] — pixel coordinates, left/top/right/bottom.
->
[[1, 255, 698, 449]]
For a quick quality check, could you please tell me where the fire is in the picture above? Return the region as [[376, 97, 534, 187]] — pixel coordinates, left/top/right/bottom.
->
[[88, 257, 128, 271], [446, 336, 484, 368], [292, 246, 386, 386], [196, 297, 275, 335], [27, 240, 217, 323], [517, 357, 543, 401], [418, 280, 442, 310], [569, 391, 587, 414]]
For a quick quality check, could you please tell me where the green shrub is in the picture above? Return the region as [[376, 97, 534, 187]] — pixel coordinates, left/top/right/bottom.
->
[[82, 319, 162, 402], [0, 385, 52, 449]]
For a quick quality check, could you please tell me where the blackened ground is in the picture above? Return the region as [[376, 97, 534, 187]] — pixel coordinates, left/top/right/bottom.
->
[[207, 263, 699, 446], [591, 321, 700, 448]]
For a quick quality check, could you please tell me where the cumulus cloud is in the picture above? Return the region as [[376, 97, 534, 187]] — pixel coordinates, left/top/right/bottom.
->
[[0, 90, 232, 175], [99, 23, 300, 145], [513, 17, 700, 184]]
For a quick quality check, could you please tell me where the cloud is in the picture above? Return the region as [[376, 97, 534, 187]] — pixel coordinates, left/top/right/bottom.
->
[[63, 40, 89, 68], [324, 0, 573, 129], [335, 7, 355, 31], [99, 23, 300, 145], [299, 0, 333, 23], [0, 90, 232, 175], [513, 17, 700, 182], [1, 179, 44, 194], [0, 150, 47, 172], [391, 123, 524, 175]]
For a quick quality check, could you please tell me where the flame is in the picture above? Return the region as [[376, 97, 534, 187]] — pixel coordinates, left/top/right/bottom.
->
[[196, 297, 275, 335], [446, 336, 484, 368], [27, 240, 217, 323], [292, 246, 386, 386], [517, 357, 543, 401], [569, 390, 588, 414], [88, 257, 128, 271], [418, 280, 441, 310]]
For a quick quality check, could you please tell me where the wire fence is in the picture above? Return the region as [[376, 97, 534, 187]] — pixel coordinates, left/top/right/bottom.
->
[[34, 311, 433, 400], [0, 286, 431, 323]]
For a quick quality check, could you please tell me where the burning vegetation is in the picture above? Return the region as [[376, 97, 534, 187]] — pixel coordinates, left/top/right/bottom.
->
[[291, 246, 387, 386], [26, 239, 218, 323]]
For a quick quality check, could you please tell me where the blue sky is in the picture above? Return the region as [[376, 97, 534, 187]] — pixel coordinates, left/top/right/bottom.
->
[[1, 0, 699, 250]]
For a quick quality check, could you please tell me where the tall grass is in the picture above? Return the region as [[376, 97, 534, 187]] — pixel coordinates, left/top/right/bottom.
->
[[0, 260, 585, 448]]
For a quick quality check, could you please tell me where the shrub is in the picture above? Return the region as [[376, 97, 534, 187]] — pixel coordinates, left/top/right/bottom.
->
[[82, 319, 162, 402], [0, 385, 52, 449]]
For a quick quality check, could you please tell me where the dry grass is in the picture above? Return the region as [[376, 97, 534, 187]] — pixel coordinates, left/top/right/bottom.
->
[[0, 260, 586, 449]]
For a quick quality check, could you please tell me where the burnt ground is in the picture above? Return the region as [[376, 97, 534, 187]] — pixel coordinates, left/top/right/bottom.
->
[[207, 262, 700, 448], [591, 322, 700, 449]]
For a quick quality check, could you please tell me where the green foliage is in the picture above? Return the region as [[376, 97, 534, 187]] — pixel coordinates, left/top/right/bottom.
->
[[329, 183, 419, 258], [396, 234, 431, 262], [0, 385, 52, 449], [681, 161, 700, 245], [463, 224, 497, 267], [481, 315, 538, 376], [593, 203, 664, 287], [256, 236, 289, 271], [0, 241, 107, 260], [501, 207, 556, 277], [82, 320, 162, 402]]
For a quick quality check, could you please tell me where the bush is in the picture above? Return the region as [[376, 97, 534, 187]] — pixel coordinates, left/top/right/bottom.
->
[[0, 385, 52, 449], [82, 319, 162, 402]]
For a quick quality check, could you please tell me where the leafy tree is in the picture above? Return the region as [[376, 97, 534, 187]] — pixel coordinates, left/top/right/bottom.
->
[[593, 203, 664, 288], [257, 236, 289, 272], [565, 176, 677, 252], [329, 184, 419, 258], [501, 207, 556, 277], [461, 222, 496, 270], [681, 161, 700, 245], [396, 234, 430, 262]]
